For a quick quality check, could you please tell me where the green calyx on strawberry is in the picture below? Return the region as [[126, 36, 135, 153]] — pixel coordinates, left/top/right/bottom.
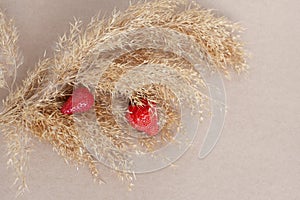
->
[[126, 98, 159, 136], [61, 87, 94, 115]]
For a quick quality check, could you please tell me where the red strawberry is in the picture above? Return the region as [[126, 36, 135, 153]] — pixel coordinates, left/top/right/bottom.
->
[[61, 87, 94, 115], [126, 99, 159, 136]]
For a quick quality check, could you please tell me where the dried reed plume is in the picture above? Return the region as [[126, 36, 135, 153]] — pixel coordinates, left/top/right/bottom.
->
[[0, 0, 247, 195], [0, 10, 23, 91], [0, 9, 28, 196]]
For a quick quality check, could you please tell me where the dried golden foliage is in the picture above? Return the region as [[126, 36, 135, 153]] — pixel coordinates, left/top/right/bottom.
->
[[0, 10, 28, 197], [0, 10, 23, 90], [0, 0, 247, 195]]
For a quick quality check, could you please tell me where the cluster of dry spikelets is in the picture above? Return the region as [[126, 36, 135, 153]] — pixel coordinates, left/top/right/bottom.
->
[[0, 0, 247, 196]]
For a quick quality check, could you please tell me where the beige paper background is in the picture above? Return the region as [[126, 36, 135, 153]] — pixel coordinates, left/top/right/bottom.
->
[[0, 0, 299, 199]]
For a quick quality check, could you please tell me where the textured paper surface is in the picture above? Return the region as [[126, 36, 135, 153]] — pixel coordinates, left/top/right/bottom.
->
[[0, 0, 299, 199]]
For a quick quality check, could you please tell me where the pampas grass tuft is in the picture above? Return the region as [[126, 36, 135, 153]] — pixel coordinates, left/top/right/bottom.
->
[[0, 0, 247, 195]]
